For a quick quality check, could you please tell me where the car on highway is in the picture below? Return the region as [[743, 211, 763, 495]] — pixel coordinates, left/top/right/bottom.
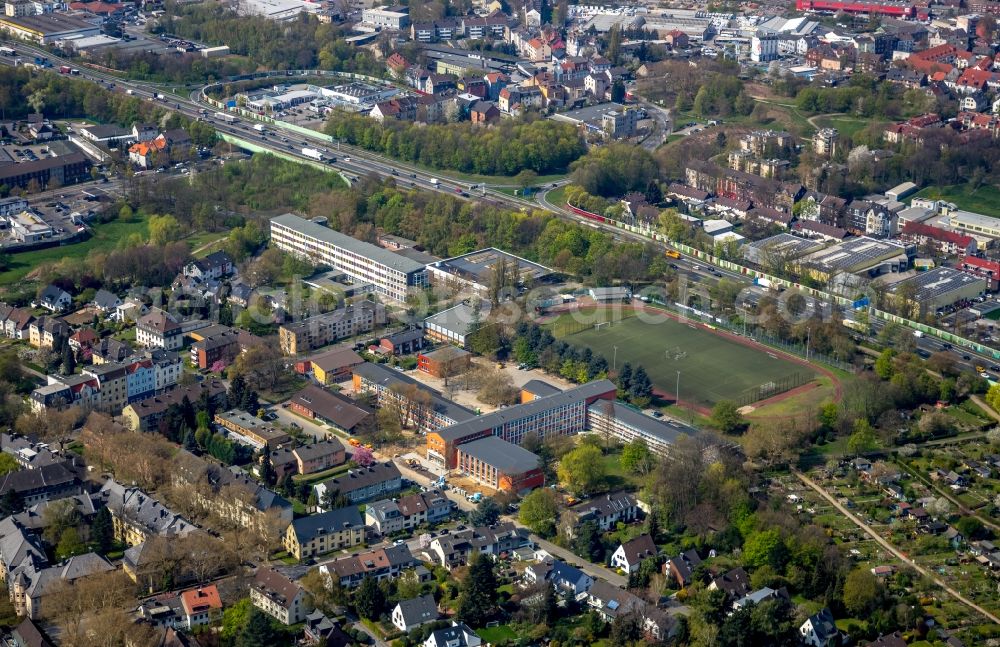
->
[[454, 187, 462, 193], [962, 354, 971, 360], [982, 372, 991, 379]]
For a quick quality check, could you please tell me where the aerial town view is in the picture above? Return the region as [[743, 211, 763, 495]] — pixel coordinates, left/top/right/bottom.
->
[[2, 0, 1000, 644]]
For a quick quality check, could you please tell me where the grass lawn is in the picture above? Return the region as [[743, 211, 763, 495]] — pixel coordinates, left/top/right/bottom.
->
[[545, 184, 570, 208], [0, 218, 149, 286], [548, 309, 816, 408], [914, 184, 1000, 219], [811, 115, 881, 138], [476, 625, 517, 643], [598, 449, 647, 491], [745, 374, 839, 422]]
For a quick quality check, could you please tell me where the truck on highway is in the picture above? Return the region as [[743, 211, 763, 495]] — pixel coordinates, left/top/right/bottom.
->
[[154, 93, 165, 100], [214, 112, 237, 124], [430, 178, 439, 186], [301, 147, 324, 161], [0, 47, 15, 56], [665, 249, 681, 259], [59, 65, 71, 74], [913, 330, 924, 338], [253, 123, 265, 132]]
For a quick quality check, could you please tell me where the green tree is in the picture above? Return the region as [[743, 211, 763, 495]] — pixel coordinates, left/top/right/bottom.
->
[[848, 419, 879, 455], [742, 529, 787, 570], [955, 516, 984, 541], [457, 553, 499, 627], [91, 506, 115, 554], [239, 608, 278, 647], [557, 443, 606, 495], [519, 488, 559, 536], [470, 497, 502, 527], [62, 343, 75, 375], [874, 348, 896, 380], [0, 453, 19, 476], [573, 519, 605, 562], [629, 366, 653, 407], [355, 575, 385, 620], [620, 438, 655, 474], [842, 567, 881, 616], [147, 214, 181, 246], [221, 598, 253, 642], [711, 400, 745, 434], [55, 527, 86, 560]]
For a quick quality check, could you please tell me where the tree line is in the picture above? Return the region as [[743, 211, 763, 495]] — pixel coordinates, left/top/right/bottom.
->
[[325, 113, 587, 176]]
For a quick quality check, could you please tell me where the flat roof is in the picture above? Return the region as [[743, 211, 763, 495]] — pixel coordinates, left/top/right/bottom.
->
[[889, 266, 986, 301], [0, 13, 98, 34], [431, 248, 552, 286], [551, 102, 628, 127], [800, 236, 907, 272], [744, 233, 825, 259], [590, 401, 697, 447], [457, 436, 540, 474], [435, 379, 616, 442], [270, 213, 425, 275], [950, 209, 1000, 230]]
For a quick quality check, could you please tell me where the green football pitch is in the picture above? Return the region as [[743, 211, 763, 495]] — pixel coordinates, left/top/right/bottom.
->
[[549, 311, 816, 408]]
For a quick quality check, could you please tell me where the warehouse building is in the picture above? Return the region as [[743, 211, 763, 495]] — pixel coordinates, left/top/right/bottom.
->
[[455, 436, 544, 493], [0, 13, 100, 44], [742, 233, 826, 266], [270, 214, 428, 303], [426, 379, 617, 468], [797, 236, 913, 284], [888, 267, 986, 317]]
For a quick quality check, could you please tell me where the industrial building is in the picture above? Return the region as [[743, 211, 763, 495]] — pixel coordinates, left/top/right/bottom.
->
[[794, 0, 916, 17], [455, 436, 544, 493], [888, 267, 987, 316], [270, 214, 428, 303], [0, 13, 100, 44], [742, 233, 826, 266], [797, 237, 913, 283], [426, 379, 617, 468]]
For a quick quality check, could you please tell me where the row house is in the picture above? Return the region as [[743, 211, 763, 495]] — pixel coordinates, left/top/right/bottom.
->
[[954, 67, 1000, 94], [0, 305, 33, 340], [957, 110, 1000, 135], [320, 544, 419, 588], [463, 14, 508, 39], [957, 255, 1000, 290], [98, 480, 196, 547], [498, 86, 543, 113], [900, 221, 977, 255], [427, 522, 530, 569], [410, 18, 459, 42], [365, 488, 452, 535], [370, 96, 420, 123], [313, 462, 403, 506], [28, 316, 68, 350]]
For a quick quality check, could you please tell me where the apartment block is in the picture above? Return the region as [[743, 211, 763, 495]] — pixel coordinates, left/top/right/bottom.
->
[[270, 213, 428, 303], [278, 302, 385, 355]]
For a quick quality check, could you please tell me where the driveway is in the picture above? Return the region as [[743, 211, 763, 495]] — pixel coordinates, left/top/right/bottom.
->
[[794, 469, 1000, 625]]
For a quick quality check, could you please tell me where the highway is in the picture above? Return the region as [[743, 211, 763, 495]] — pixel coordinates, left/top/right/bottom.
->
[[8, 40, 1000, 373]]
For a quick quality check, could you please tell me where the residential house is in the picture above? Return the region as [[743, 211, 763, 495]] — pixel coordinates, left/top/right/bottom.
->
[[0, 463, 81, 508], [179, 585, 223, 630], [91, 289, 121, 315], [113, 296, 147, 323], [303, 610, 353, 646], [314, 462, 402, 506], [800, 607, 841, 647], [183, 251, 234, 281], [423, 622, 482, 647], [584, 579, 674, 641], [567, 492, 639, 535], [251, 567, 311, 625], [610, 534, 657, 574], [2, 307, 33, 340], [11, 552, 114, 619], [292, 440, 347, 475], [427, 522, 530, 569], [524, 559, 593, 597], [470, 100, 500, 124], [28, 317, 68, 349], [136, 309, 182, 350], [98, 480, 196, 546], [664, 549, 702, 588], [391, 594, 439, 633], [33, 285, 71, 313], [321, 544, 419, 588], [283, 507, 365, 560], [709, 567, 752, 600], [366, 488, 451, 535], [733, 586, 788, 612]]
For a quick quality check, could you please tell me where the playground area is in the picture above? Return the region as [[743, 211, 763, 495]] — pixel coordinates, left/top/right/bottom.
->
[[547, 307, 819, 410]]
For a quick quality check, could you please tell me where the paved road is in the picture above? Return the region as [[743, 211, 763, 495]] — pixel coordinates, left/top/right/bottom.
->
[[793, 469, 1000, 626]]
